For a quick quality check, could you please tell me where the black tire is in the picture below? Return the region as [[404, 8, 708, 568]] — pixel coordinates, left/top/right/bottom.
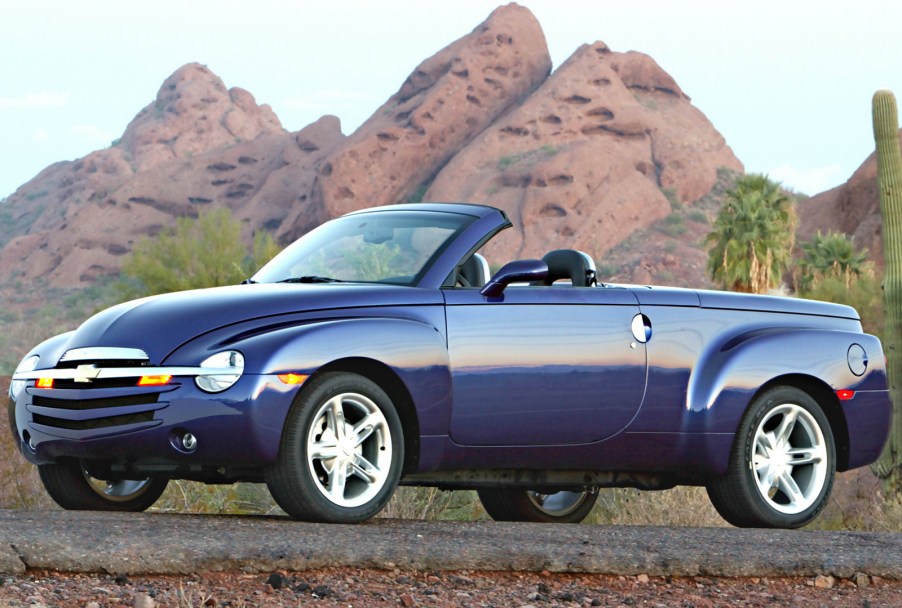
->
[[478, 488, 598, 523], [706, 386, 836, 528], [38, 459, 167, 512], [266, 372, 404, 523]]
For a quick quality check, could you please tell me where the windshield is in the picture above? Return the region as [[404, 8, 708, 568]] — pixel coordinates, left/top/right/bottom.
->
[[252, 210, 476, 286]]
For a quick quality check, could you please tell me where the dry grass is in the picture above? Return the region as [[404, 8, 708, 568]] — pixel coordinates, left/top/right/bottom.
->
[[589, 486, 728, 528], [380, 487, 486, 521], [153, 481, 282, 516]]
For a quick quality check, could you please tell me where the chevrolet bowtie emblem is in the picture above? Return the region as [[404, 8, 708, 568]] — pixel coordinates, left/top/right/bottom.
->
[[73, 364, 101, 383]]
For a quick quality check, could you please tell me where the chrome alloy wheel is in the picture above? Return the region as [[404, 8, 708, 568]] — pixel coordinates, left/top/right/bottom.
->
[[527, 490, 596, 517], [82, 468, 155, 502], [306, 392, 393, 508], [751, 403, 828, 515]]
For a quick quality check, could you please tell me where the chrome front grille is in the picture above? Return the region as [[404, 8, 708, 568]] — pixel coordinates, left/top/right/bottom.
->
[[59, 347, 149, 364]]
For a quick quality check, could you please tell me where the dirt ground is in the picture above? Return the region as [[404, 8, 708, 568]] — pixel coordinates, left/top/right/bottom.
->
[[0, 567, 900, 608]]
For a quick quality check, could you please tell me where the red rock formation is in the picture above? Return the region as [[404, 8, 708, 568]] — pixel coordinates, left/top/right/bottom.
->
[[0, 4, 744, 292], [300, 3, 552, 233], [426, 42, 743, 262], [796, 131, 902, 269], [0, 66, 342, 287]]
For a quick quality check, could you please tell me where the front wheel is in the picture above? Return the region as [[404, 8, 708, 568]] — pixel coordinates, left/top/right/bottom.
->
[[38, 459, 168, 512], [478, 488, 598, 523], [707, 386, 836, 528], [266, 372, 404, 523]]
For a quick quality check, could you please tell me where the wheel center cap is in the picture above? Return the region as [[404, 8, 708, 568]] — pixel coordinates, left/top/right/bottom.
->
[[339, 438, 355, 458], [773, 449, 790, 469]]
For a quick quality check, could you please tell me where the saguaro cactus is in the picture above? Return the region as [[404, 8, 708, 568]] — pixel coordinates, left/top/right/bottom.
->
[[872, 89, 902, 488]]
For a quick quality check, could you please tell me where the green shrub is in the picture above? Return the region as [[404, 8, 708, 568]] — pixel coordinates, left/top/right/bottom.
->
[[798, 273, 884, 338], [121, 207, 280, 296], [796, 231, 873, 292], [660, 213, 686, 237]]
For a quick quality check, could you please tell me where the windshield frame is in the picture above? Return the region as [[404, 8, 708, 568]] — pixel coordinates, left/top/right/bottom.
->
[[251, 208, 480, 287]]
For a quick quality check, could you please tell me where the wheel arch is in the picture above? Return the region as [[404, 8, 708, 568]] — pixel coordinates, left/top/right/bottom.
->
[[311, 357, 421, 475], [747, 374, 850, 471]]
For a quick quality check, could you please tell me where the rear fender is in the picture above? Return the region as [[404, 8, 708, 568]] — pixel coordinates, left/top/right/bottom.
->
[[685, 329, 888, 471]]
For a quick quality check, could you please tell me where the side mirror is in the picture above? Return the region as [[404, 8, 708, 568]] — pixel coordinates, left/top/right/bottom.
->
[[480, 259, 548, 297]]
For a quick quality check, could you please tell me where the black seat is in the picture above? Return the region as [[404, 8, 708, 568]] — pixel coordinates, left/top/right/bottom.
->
[[458, 252, 491, 287], [534, 249, 597, 287]]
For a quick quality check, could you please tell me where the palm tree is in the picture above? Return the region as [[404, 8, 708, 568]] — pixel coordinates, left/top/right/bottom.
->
[[796, 231, 874, 291], [706, 174, 797, 293]]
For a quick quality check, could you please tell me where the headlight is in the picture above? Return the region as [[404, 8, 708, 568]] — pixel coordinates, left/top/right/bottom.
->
[[10, 355, 40, 400], [195, 350, 244, 393]]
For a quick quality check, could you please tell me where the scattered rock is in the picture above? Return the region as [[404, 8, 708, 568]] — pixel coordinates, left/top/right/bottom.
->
[[637, 574, 650, 584], [400, 593, 417, 607], [814, 575, 835, 589], [265, 573, 288, 590], [856, 573, 871, 588], [132, 592, 155, 608], [312, 585, 331, 598]]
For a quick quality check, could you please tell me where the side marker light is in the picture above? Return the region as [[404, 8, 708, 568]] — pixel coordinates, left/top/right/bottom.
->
[[278, 373, 309, 385], [836, 389, 855, 401]]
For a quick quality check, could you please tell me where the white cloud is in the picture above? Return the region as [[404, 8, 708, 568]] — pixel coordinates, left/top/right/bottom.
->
[[767, 164, 847, 196], [32, 128, 49, 142], [69, 124, 118, 146], [0, 92, 70, 109]]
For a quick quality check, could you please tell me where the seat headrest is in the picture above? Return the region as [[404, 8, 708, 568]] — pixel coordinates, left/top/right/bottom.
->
[[459, 252, 490, 287], [537, 249, 596, 287]]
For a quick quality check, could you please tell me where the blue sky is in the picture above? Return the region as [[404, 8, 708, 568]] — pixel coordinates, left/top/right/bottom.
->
[[3, 0, 902, 199]]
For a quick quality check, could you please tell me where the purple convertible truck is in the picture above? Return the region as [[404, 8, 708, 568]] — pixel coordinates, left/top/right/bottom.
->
[[9, 203, 892, 527]]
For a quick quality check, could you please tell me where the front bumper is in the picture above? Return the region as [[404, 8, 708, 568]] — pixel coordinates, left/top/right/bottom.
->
[[9, 373, 298, 475]]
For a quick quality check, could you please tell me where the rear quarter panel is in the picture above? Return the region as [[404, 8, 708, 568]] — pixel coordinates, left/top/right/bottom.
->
[[628, 303, 890, 474]]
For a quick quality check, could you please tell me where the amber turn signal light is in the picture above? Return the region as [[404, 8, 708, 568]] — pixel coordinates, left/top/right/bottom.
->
[[137, 375, 172, 386], [35, 378, 54, 389]]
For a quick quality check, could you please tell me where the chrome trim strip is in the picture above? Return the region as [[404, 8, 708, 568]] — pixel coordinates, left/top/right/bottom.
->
[[60, 347, 149, 362], [13, 366, 238, 381]]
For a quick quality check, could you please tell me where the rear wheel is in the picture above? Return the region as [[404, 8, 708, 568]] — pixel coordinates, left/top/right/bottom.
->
[[38, 459, 167, 512], [478, 488, 597, 523], [266, 372, 403, 523], [707, 386, 835, 528]]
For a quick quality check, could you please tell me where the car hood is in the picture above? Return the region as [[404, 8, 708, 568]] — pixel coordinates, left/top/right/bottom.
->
[[53, 283, 443, 364]]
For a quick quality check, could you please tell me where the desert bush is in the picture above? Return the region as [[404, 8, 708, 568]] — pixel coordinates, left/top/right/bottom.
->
[[122, 207, 279, 296], [798, 273, 884, 338]]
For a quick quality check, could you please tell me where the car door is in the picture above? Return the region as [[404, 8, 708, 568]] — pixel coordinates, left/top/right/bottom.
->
[[444, 286, 647, 446]]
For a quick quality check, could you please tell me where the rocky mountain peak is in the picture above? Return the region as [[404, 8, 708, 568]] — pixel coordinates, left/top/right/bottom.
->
[[120, 63, 283, 171]]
